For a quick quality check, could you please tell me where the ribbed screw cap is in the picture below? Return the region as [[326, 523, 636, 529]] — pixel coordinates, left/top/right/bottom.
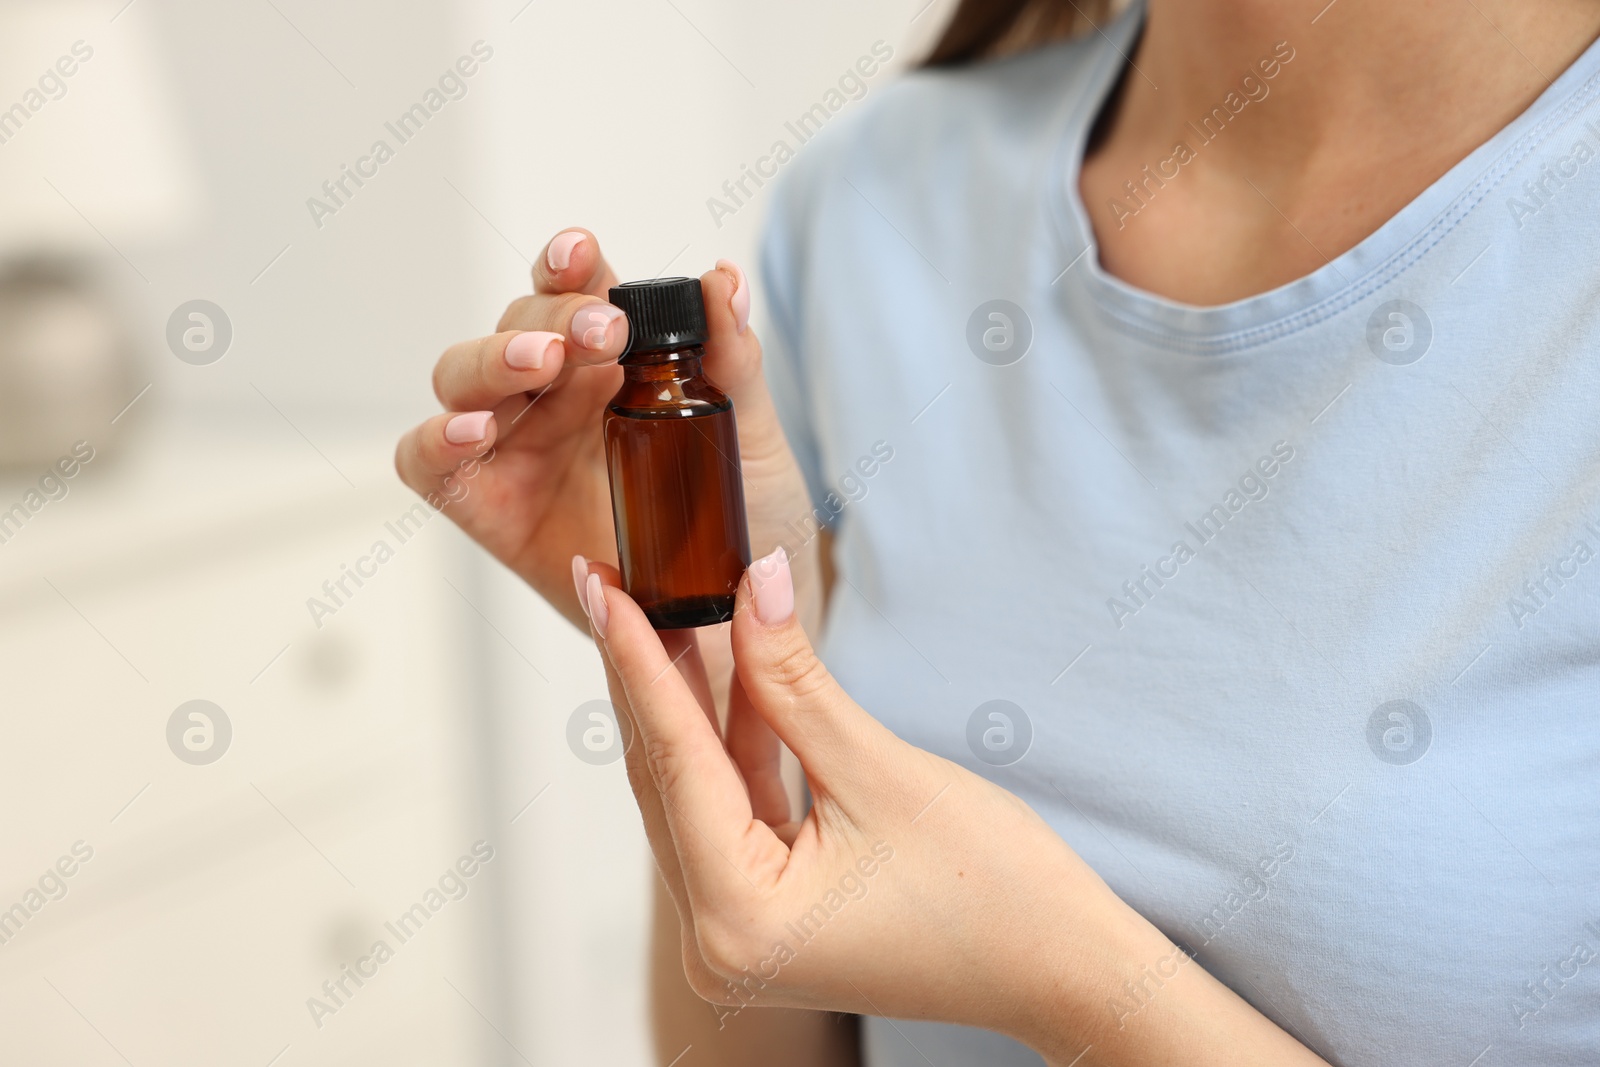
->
[[609, 277, 707, 356]]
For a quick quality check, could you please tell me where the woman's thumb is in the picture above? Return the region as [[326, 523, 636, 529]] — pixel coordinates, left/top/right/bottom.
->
[[698, 263, 793, 471], [730, 548, 867, 773]]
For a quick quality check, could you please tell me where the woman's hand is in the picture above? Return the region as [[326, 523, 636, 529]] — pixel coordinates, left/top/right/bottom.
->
[[576, 550, 1332, 1067], [395, 230, 812, 628]]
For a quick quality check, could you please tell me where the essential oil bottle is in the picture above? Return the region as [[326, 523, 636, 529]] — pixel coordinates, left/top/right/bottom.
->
[[603, 277, 751, 629]]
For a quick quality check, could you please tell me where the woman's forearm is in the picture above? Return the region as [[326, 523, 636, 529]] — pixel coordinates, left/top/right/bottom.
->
[[1013, 877, 1329, 1067], [649, 876, 860, 1067]]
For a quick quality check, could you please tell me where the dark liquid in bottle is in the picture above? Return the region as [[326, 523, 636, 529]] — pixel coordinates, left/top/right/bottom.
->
[[604, 362, 751, 628]]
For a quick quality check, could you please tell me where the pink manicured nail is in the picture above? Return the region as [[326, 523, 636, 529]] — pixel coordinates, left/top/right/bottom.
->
[[749, 547, 793, 626], [547, 230, 585, 272], [585, 572, 609, 637], [572, 303, 624, 350], [716, 258, 750, 334], [445, 411, 492, 444], [571, 555, 590, 618], [505, 330, 561, 371]]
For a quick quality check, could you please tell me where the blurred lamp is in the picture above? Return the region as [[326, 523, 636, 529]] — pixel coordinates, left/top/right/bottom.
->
[[0, 1, 198, 467], [0, 0, 198, 250]]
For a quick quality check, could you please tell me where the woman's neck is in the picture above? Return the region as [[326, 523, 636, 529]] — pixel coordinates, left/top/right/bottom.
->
[[1079, 0, 1600, 305]]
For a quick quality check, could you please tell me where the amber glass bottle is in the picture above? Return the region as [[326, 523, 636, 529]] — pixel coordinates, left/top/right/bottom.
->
[[604, 277, 751, 629]]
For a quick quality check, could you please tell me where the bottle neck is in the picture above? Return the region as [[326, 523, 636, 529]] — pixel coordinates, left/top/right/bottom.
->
[[608, 342, 729, 418], [620, 344, 705, 381]]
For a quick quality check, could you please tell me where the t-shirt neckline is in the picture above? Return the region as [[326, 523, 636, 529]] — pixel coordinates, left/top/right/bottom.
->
[[1050, 1, 1600, 355]]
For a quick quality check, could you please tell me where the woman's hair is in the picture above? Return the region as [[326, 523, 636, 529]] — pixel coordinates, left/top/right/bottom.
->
[[923, 0, 1113, 66]]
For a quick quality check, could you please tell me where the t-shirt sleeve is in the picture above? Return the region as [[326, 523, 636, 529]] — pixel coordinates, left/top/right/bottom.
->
[[757, 174, 834, 523]]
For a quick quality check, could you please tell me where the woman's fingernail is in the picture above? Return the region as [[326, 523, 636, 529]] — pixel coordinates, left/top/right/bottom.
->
[[749, 546, 793, 626], [445, 411, 492, 444], [547, 230, 585, 272], [506, 331, 561, 371], [585, 572, 609, 638], [572, 303, 624, 350], [716, 258, 750, 334], [571, 555, 590, 618]]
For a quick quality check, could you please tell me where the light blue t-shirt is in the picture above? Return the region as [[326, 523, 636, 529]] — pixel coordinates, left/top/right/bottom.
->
[[758, 5, 1600, 1065]]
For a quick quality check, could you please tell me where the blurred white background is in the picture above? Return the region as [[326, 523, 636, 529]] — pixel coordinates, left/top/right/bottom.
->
[[0, 0, 947, 1063]]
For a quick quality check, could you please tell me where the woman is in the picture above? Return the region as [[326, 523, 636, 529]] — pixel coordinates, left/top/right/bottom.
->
[[396, 0, 1600, 1062]]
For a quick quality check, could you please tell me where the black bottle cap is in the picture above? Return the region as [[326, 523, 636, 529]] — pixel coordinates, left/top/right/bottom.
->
[[609, 277, 707, 356]]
